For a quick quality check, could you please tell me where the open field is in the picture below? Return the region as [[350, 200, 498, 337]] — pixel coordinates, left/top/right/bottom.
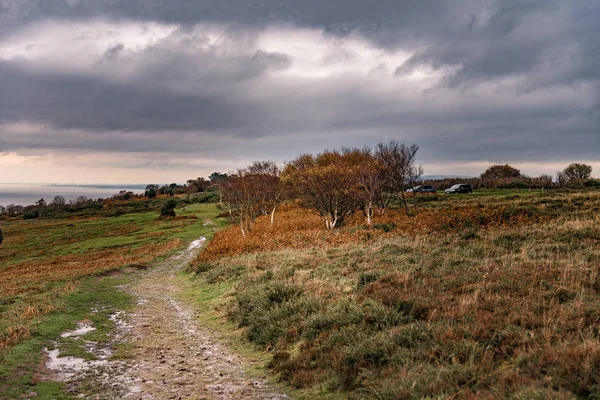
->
[[0, 202, 225, 397], [190, 189, 600, 399], [2, 188, 598, 399]]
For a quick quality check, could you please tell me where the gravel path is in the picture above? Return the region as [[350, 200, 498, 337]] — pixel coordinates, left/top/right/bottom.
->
[[43, 237, 290, 400]]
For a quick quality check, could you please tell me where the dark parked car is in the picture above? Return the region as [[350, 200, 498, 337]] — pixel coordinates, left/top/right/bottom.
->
[[412, 185, 436, 193], [445, 184, 473, 194]]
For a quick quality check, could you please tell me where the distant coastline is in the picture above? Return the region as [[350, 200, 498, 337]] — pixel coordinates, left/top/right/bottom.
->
[[0, 183, 147, 208], [41, 183, 148, 189]]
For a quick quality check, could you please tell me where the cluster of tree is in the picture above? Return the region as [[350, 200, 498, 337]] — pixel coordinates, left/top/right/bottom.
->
[[143, 174, 229, 200], [144, 183, 193, 198], [0, 179, 223, 219], [186, 173, 229, 197], [220, 161, 283, 235], [478, 164, 552, 189], [215, 155, 599, 236], [422, 163, 595, 190], [479, 163, 595, 189], [0, 204, 25, 216], [110, 190, 137, 201], [219, 141, 422, 234], [556, 163, 596, 188], [185, 178, 211, 194], [0, 195, 122, 219]]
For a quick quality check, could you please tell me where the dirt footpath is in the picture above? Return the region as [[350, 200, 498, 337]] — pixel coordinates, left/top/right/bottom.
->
[[44, 238, 290, 400]]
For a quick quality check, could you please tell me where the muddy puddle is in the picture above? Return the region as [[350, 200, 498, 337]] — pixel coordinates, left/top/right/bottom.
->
[[43, 311, 143, 398], [60, 322, 96, 338]]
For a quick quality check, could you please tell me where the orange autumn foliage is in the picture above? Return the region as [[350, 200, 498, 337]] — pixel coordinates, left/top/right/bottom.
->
[[197, 202, 547, 262], [0, 239, 181, 298]]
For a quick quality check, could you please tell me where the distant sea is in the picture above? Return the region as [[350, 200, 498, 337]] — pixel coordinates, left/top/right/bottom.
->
[[0, 183, 146, 207]]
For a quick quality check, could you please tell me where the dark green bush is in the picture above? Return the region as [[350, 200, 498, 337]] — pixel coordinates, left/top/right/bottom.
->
[[393, 323, 433, 349], [160, 199, 178, 217], [192, 191, 220, 203], [23, 210, 39, 220], [304, 300, 365, 340], [192, 262, 214, 273], [508, 181, 528, 189], [232, 282, 319, 346], [584, 180, 600, 187]]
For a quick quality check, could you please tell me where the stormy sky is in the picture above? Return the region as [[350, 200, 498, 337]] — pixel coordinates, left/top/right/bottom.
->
[[0, 0, 598, 183]]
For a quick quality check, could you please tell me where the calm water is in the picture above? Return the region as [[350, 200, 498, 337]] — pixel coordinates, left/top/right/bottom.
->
[[0, 184, 145, 207]]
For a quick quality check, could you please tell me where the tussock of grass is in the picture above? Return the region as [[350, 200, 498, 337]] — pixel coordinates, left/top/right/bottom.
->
[[191, 190, 600, 398]]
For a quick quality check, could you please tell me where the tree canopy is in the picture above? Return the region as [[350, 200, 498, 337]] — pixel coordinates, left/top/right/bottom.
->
[[481, 164, 521, 180], [563, 163, 592, 181], [283, 151, 364, 229]]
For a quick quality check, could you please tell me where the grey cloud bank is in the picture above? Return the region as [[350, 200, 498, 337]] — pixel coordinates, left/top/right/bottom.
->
[[0, 0, 598, 182]]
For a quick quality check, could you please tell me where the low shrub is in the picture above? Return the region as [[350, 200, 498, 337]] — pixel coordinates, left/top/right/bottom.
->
[[584, 180, 600, 187], [22, 210, 39, 220], [192, 191, 220, 203], [160, 199, 178, 217]]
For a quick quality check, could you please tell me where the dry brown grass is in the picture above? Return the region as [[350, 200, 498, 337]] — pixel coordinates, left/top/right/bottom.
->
[[0, 209, 196, 352], [197, 194, 560, 262], [191, 190, 600, 398], [0, 239, 180, 350], [0, 239, 180, 298]]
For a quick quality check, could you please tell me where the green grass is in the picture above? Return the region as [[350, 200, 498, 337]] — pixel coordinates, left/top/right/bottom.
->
[[2, 204, 224, 265], [0, 275, 134, 399], [0, 202, 225, 399], [461, 188, 545, 197]]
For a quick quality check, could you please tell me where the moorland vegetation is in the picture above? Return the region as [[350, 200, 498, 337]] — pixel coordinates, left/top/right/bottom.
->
[[192, 189, 600, 399], [1, 140, 598, 399], [186, 143, 599, 399]]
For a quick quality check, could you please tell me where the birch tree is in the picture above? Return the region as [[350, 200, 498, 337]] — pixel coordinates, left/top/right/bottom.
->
[[245, 161, 285, 225], [220, 161, 285, 236], [283, 151, 362, 229], [344, 148, 385, 226], [375, 141, 423, 216], [220, 172, 261, 236]]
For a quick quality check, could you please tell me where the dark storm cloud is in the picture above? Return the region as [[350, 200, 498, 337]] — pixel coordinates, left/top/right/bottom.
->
[[0, 0, 598, 169], [396, 2, 600, 89], [0, 60, 262, 132], [0, 0, 452, 39], [2, 1, 599, 91]]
